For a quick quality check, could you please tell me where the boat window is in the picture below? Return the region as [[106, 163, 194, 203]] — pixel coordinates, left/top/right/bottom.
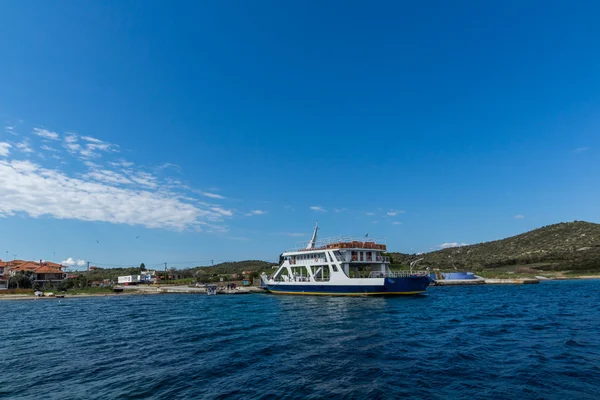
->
[[332, 265, 338, 272], [333, 251, 344, 262], [273, 268, 289, 282], [309, 265, 330, 282]]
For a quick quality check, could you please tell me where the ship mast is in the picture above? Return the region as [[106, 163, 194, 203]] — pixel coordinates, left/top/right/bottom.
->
[[306, 221, 319, 249]]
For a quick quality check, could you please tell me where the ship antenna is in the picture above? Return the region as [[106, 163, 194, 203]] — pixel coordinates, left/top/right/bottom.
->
[[306, 220, 319, 249]]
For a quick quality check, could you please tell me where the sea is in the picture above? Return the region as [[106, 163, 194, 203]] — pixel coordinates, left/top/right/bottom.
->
[[2, 280, 600, 399]]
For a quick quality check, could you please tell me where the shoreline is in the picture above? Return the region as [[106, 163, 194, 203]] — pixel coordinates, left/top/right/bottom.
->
[[0, 285, 264, 301], [2, 276, 600, 301], [0, 291, 161, 301]]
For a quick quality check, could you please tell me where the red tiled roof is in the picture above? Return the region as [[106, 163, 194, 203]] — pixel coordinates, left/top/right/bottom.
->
[[10, 262, 40, 272], [5, 260, 64, 271], [43, 261, 64, 268], [35, 266, 64, 274]]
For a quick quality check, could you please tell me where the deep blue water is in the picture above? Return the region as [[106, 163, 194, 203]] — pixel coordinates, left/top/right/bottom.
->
[[2, 280, 600, 399]]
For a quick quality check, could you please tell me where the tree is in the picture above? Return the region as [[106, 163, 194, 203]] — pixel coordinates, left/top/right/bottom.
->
[[9, 272, 34, 289], [140, 263, 146, 273], [75, 274, 89, 288]]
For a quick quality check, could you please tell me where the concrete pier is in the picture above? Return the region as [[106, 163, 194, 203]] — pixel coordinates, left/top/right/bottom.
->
[[116, 285, 266, 294], [434, 279, 486, 286], [434, 276, 540, 286], [484, 278, 539, 284]]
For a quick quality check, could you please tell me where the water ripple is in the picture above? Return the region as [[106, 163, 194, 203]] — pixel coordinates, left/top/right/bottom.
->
[[2, 280, 600, 399]]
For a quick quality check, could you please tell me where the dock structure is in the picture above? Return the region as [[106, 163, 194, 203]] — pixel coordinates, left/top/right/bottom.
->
[[483, 278, 539, 284], [114, 285, 263, 295], [434, 278, 486, 286], [433, 276, 540, 286]]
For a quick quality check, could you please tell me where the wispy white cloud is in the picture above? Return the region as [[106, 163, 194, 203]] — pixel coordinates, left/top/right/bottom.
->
[[245, 210, 267, 216], [40, 144, 59, 152], [80, 143, 117, 158], [438, 242, 469, 249], [0, 159, 227, 231], [83, 160, 100, 169], [86, 169, 133, 185], [63, 134, 81, 154], [127, 171, 157, 188], [0, 142, 11, 157], [61, 257, 86, 267], [392, 221, 402, 225], [210, 207, 233, 217], [310, 206, 327, 212], [387, 210, 405, 216], [333, 208, 348, 213], [80, 136, 103, 143], [16, 141, 33, 153], [62, 133, 118, 159], [514, 214, 525, 220], [108, 160, 134, 168], [33, 128, 59, 140], [0, 120, 242, 232], [5, 126, 17, 135], [365, 212, 375, 216], [156, 163, 181, 172], [201, 192, 226, 200], [573, 147, 589, 154], [64, 134, 78, 143]]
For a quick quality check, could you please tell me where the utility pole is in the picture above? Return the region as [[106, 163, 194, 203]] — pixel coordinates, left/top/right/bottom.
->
[[211, 259, 214, 266], [165, 262, 167, 284], [87, 261, 90, 273]]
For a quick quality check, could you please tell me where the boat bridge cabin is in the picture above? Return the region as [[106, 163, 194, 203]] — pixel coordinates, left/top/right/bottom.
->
[[279, 237, 392, 281]]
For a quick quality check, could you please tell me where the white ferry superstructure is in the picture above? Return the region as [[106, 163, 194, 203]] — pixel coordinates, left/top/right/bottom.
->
[[261, 223, 431, 296]]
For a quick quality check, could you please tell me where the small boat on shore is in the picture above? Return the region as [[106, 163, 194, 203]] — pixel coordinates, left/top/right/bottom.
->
[[261, 223, 431, 296], [205, 285, 217, 295]]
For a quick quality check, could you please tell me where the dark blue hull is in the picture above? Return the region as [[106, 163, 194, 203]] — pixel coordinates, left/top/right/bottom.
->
[[266, 276, 430, 296]]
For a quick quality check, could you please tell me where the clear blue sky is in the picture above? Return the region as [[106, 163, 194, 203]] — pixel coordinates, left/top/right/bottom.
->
[[1, 0, 599, 269]]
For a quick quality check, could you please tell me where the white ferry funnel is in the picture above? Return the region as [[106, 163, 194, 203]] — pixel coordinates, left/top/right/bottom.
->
[[306, 221, 319, 249]]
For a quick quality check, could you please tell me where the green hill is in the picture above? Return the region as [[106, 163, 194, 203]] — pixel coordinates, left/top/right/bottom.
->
[[390, 221, 600, 274], [192, 260, 275, 276]]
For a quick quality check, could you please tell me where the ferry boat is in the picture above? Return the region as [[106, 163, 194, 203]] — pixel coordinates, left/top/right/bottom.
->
[[261, 223, 431, 296]]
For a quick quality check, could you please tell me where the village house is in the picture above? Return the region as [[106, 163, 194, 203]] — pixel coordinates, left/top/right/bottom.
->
[[0, 260, 8, 290], [0, 259, 27, 289], [2, 260, 67, 289]]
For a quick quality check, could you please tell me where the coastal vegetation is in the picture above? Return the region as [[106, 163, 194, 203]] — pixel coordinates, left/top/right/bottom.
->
[[4, 222, 596, 294], [390, 221, 600, 275], [190, 260, 274, 280]]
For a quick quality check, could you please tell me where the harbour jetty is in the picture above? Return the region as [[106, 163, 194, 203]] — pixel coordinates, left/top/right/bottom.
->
[[483, 278, 539, 284], [433, 275, 539, 286], [119, 285, 260, 295], [434, 278, 486, 286]]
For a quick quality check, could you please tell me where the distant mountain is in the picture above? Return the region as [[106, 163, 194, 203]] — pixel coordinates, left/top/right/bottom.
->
[[390, 221, 600, 273]]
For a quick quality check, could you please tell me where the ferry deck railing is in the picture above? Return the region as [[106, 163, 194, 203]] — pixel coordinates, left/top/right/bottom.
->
[[368, 270, 429, 278], [287, 236, 387, 252]]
